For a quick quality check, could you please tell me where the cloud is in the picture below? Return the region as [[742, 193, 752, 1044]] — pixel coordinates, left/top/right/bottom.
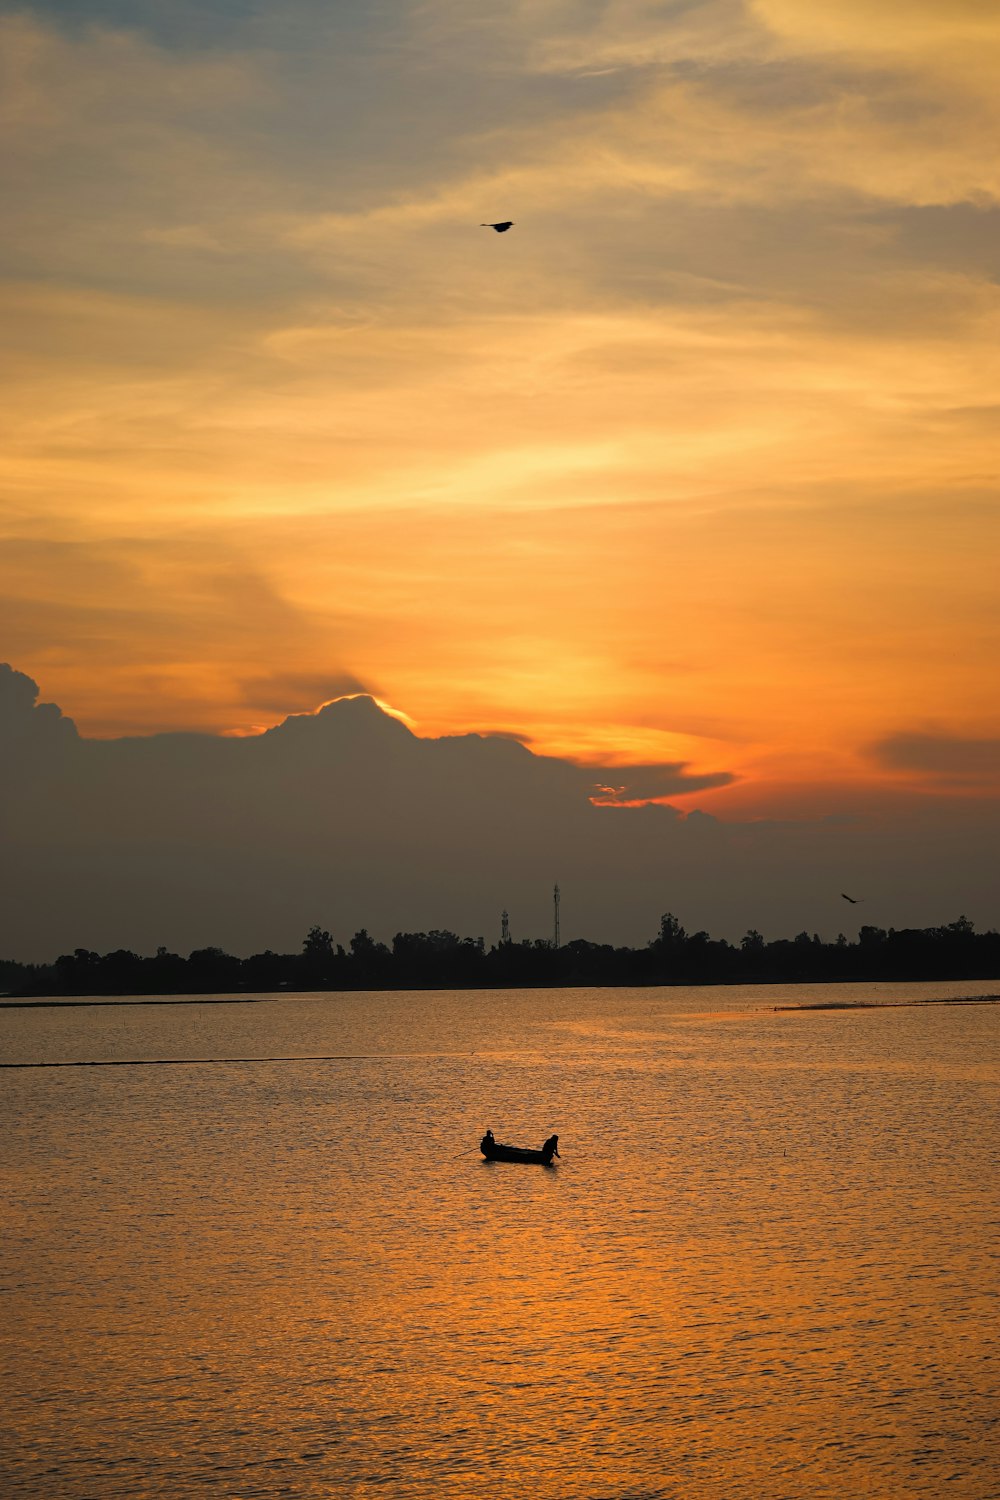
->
[[586, 761, 733, 804], [870, 732, 1000, 786], [2, 667, 998, 963], [0, 667, 737, 957], [3, 1, 1000, 843], [752, 0, 1000, 78], [0, 663, 78, 759]]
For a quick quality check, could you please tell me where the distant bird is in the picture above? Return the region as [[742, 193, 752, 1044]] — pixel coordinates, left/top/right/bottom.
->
[[481, 221, 514, 232], [841, 893, 863, 904]]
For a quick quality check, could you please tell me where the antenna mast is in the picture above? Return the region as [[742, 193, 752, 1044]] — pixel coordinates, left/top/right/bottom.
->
[[553, 884, 560, 949]]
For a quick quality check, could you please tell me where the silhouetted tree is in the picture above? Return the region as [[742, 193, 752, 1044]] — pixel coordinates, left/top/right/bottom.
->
[[348, 928, 391, 986], [300, 925, 336, 987], [5, 912, 999, 995], [243, 949, 290, 990], [187, 946, 240, 991], [655, 912, 687, 948]]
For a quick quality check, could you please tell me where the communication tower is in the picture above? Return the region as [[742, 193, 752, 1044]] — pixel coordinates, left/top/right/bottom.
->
[[553, 884, 560, 949]]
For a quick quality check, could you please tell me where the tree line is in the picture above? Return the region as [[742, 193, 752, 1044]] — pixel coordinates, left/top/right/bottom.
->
[[2, 914, 998, 996]]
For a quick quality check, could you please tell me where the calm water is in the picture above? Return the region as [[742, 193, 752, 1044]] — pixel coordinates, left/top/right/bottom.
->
[[2, 982, 998, 1499]]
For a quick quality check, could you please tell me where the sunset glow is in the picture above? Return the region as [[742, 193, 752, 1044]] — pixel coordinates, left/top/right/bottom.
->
[[3, 1, 999, 820]]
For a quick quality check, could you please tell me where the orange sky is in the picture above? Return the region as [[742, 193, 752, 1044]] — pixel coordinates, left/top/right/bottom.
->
[[2, 0, 999, 819]]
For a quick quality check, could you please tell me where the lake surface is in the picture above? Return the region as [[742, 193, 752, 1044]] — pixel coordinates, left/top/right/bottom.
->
[[3, 981, 998, 1498]]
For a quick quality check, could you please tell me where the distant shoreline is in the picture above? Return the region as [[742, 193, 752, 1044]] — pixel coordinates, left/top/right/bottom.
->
[[3, 988, 999, 1010], [0, 995, 278, 1009], [4, 917, 998, 999]]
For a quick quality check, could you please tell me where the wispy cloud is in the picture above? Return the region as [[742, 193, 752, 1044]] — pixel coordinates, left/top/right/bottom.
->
[[3, 2, 999, 816]]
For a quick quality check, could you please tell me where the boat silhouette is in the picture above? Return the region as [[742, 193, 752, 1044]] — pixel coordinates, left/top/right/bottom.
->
[[480, 1130, 559, 1165]]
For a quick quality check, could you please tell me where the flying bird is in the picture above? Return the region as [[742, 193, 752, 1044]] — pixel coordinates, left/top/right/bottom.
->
[[481, 221, 514, 232], [841, 893, 863, 904]]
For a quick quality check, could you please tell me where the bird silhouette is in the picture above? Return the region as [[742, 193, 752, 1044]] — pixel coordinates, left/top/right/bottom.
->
[[841, 893, 863, 904], [481, 221, 514, 232]]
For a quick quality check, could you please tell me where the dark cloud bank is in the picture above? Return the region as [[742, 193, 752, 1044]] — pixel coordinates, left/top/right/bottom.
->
[[2, 664, 997, 962]]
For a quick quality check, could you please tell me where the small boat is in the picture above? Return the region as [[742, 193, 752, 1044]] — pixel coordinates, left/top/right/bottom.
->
[[480, 1130, 559, 1165]]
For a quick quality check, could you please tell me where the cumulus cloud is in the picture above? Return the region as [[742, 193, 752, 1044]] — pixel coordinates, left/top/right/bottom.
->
[[0, 665, 733, 957], [2, 665, 998, 962], [0, 663, 77, 752]]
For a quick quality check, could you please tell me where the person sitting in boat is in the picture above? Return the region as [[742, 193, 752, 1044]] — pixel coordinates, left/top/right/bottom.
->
[[542, 1134, 559, 1162], [481, 1129, 495, 1153]]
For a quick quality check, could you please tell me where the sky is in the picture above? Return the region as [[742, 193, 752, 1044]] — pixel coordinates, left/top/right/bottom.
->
[[2, 1, 999, 955], [4, 662, 998, 960]]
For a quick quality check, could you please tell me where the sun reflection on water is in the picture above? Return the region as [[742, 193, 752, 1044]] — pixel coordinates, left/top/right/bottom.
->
[[2, 982, 997, 1497]]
